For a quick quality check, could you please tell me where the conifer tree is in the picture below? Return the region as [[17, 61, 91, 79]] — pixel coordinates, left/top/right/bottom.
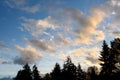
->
[[32, 65, 41, 80], [87, 66, 98, 80], [51, 63, 61, 80], [62, 56, 77, 80], [99, 40, 110, 75], [15, 64, 32, 80]]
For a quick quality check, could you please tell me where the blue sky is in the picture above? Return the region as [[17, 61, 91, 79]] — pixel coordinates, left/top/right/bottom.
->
[[0, 0, 120, 78]]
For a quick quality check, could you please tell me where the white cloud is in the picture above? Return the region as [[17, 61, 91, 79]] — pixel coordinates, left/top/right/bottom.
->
[[21, 16, 57, 37], [21, 4, 40, 13]]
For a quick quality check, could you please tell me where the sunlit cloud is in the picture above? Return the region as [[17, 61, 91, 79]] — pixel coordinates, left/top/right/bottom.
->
[[21, 16, 57, 38], [14, 45, 42, 65]]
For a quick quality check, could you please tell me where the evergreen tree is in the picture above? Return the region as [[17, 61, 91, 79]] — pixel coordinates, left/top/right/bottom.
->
[[43, 73, 51, 80], [15, 64, 32, 80], [76, 64, 85, 80], [87, 66, 98, 80], [99, 39, 120, 80], [32, 65, 41, 80], [111, 38, 120, 65], [99, 40, 111, 75], [51, 63, 61, 80], [62, 56, 77, 80]]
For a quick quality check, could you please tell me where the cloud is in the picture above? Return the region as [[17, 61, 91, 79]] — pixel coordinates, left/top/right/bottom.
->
[[85, 46, 100, 65], [5, 0, 40, 13], [21, 16, 57, 37], [22, 4, 40, 13], [14, 45, 42, 65], [69, 48, 87, 59], [60, 7, 106, 44], [111, 31, 120, 38], [57, 33, 71, 45], [58, 53, 67, 60], [0, 58, 11, 64], [26, 39, 56, 53], [0, 41, 9, 51], [0, 41, 7, 48]]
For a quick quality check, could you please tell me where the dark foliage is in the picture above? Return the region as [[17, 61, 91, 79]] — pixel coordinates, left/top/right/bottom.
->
[[33, 65, 42, 80]]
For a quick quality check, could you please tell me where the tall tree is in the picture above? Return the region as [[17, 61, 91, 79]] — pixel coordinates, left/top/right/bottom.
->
[[110, 38, 120, 72], [62, 56, 77, 80], [87, 66, 98, 80], [15, 64, 32, 80], [32, 65, 41, 80], [51, 63, 61, 80], [99, 40, 111, 75], [76, 64, 86, 80], [43, 73, 51, 80]]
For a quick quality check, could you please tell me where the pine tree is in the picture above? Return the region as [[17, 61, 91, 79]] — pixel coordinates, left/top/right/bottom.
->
[[51, 63, 61, 80], [76, 64, 85, 80], [43, 73, 51, 80], [32, 65, 41, 80], [87, 66, 98, 80], [99, 40, 110, 75], [110, 38, 120, 72], [62, 56, 77, 80], [15, 64, 32, 80], [99, 39, 120, 80]]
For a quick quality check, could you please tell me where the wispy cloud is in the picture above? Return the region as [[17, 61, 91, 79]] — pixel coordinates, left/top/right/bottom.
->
[[0, 41, 9, 51], [21, 16, 57, 38], [5, 0, 40, 13], [0, 57, 12, 64]]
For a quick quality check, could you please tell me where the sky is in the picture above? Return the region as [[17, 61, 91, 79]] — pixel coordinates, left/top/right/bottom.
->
[[0, 0, 120, 78]]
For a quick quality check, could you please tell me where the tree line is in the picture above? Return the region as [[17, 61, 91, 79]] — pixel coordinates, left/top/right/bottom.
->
[[14, 38, 120, 80]]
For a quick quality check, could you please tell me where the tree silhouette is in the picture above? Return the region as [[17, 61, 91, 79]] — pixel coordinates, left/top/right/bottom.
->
[[99, 40, 110, 75], [87, 66, 98, 80], [43, 73, 51, 80], [51, 63, 61, 80], [32, 65, 42, 80], [62, 56, 77, 80], [15, 64, 32, 80], [76, 64, 86, 80], [99, 39, 120, 79]]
